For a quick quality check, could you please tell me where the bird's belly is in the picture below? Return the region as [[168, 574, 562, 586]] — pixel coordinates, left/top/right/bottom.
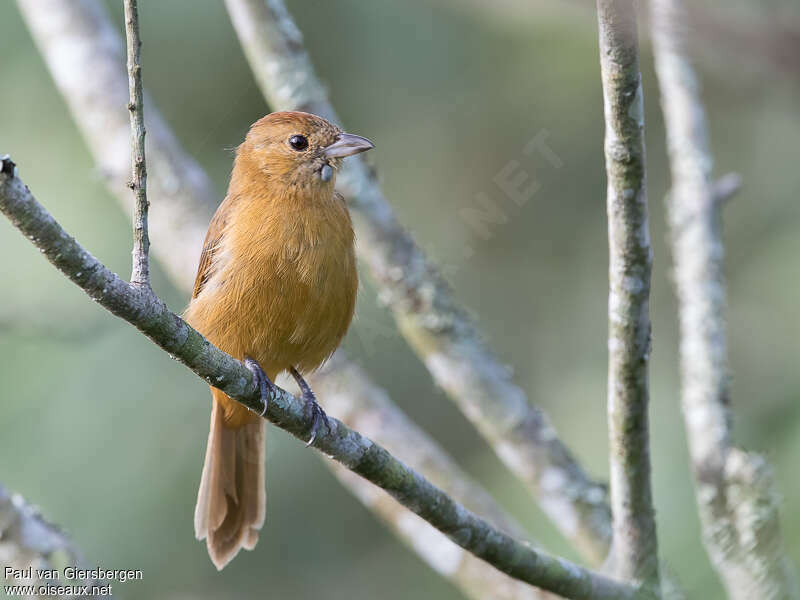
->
[[200, 243, 357, 377]]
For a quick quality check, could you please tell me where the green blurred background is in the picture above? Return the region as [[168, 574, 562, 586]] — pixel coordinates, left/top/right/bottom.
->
[[1, 1, 798, 598]]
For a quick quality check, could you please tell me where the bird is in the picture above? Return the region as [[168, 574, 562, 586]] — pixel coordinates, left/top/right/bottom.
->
[[184, 111, 373, 570]]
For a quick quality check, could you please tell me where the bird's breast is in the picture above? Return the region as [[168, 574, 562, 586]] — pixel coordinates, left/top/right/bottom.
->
[[204, 197, 357, 373]]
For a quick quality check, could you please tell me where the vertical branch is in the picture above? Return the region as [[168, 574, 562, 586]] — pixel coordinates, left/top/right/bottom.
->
[[650, 0, 799, 597], [123, 0, 150, 287], [596, 0, 660, 587]]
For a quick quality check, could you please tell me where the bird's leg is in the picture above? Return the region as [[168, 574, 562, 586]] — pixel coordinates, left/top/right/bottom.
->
[[290, 367, 330, 447], [244, 357, 276, 416]]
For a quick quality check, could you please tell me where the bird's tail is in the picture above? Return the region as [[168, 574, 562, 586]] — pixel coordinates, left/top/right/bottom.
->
[[194, 390, 266, 570]]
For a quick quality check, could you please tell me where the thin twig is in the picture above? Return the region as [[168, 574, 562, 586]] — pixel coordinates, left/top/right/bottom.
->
[[123, 0, 150, 287], [16, 0, 217, 293], [0, 159, 648, 600], [596, 0, 660, 588], [650, 0, 799, 597], [224, 0, 613, 564], [711, 172, 742, 206]]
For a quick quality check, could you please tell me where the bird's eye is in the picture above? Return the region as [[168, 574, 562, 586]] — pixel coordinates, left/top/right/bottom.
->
[[289, 135, 309, 151]]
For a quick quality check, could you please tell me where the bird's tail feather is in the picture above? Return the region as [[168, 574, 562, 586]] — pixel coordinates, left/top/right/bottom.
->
[[195, 391, 266, 570]]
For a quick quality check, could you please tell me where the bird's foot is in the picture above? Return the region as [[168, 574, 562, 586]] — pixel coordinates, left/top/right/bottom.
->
[[290, 367, 330, 447], [244, 357, 276, 416]]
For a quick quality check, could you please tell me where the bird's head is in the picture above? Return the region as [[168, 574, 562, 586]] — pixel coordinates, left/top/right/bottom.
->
[[237, 111, 373, 191]]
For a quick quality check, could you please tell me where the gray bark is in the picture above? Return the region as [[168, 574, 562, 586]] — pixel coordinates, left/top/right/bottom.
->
[[595, 0, 660, 588], [314, 355, 556, 600], [650, 0, 799, 597], [0, 484, 107, 599], [123, 0, 150, 287]]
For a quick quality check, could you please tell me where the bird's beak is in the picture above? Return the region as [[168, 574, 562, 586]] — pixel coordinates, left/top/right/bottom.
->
[[323, 133, 374, 159]]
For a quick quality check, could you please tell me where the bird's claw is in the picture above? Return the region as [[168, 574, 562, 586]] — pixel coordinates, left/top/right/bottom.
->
[[244, 357, 276, 416], [290, 367, 330, 446], [305, 400, 330, 447]]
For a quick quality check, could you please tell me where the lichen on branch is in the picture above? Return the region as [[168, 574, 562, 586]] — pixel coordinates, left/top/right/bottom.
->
[[596, 0, 660, 587]]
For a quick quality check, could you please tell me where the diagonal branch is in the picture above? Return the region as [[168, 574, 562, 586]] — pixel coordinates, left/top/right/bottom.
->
[[123, 0, 150, 287], [0, 157, 645, 600], [596, 0, 660, 587], [650, 0, 799, 597], [224, 0, 613, 564], [313, 355, 555, 600]]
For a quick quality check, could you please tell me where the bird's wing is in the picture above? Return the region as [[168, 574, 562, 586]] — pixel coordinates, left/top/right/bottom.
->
[[193, 196, 235, 299]]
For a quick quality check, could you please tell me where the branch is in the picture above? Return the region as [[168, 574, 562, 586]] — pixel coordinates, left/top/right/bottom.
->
[[596, 0, 660, 587], [650, 0, 799, 598], [0, 484, 106, 598], [15, 2, 556, 596], [712, 172, 741, 206], [123, 0, 150, 287], [313, 355, 556, 600], [0, 159, 645, 600], [445, 0, 800, 84], [224, 0, 613, 565]]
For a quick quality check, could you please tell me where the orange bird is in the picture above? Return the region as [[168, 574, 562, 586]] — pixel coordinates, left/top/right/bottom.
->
[[184, 111, 373, 569]]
